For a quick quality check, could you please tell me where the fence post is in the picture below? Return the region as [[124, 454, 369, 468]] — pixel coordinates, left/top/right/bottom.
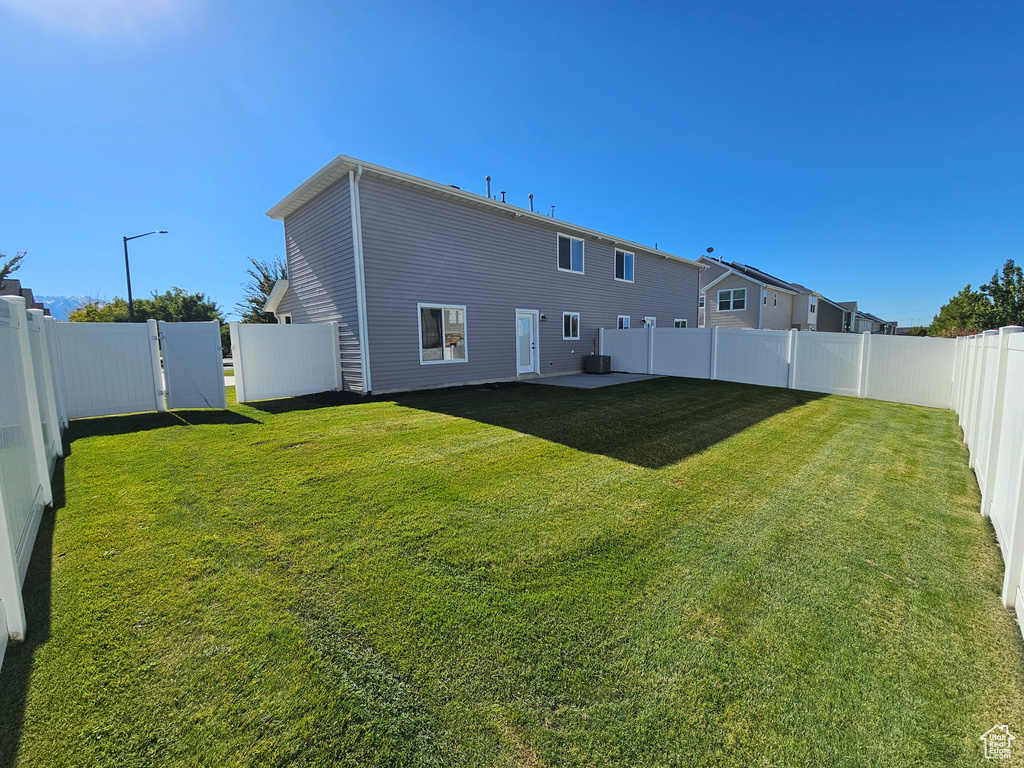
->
[[857, 332, 871, 398], [599, 327, 604, 356], [146, 319, 167, 413], [8, 298, 52, 506], [330, 321, 343, 391], [710, 326, 719, 380], [647, 326, 655, 375], [229, 322, 247, 404], [0, 488, 27, 641], [979, 326, 1022, 519], [787, 329, 798, 389]]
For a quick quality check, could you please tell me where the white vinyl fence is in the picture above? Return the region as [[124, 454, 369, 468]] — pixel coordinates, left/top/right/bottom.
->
[[0, 298, 58, 660], [230, 322, 342, 403], [954, 327, 1024, 629], [600, 327, 957, 409]]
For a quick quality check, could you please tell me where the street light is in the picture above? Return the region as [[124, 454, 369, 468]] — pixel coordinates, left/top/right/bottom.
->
[[123, 230, 168, 322]]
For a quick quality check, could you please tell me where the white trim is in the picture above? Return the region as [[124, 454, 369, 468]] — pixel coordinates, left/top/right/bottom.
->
[[556, 232, 585, 274], [515, 309, 540, 375], [642, 316, 656, 328], [617, 315, 630, 329], [614, 249, 635, 283], [350, 168, 372, 392], [673, 318, 688, 328], [267, 155, 703, 269], [278, 313, 292, 324], [562, 311, 581, 340], [263, 278, 290, 315], [417, 303, 469, 365]]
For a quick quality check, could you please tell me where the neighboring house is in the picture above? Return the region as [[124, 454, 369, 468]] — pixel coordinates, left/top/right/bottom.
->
[[0, 279, 49, 315], [264, 155, 704, 395], [696, 256, 845, 332]]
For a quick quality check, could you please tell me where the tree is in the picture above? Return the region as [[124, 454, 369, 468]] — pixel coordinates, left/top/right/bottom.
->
[[69, 287, 230, 355], [235, 257, 287, 323], [0, 251, 26, 282], [980, 259, 1024, 328], [929, 285, 995, 337]]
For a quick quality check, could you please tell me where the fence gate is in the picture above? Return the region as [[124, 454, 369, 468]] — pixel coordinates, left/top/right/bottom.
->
[[159, 321, 227, 410]]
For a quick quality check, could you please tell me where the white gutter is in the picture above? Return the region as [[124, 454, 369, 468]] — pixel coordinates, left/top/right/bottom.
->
[[349, 167, 372, 393]]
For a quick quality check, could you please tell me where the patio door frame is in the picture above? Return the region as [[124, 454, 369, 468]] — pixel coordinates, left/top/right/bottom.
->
[[515, 309, 540, 376]]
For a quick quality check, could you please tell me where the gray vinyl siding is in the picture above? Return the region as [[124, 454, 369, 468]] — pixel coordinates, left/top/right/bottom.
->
[[760, 289, 795, 331], [704, 274, 761, 329], [816, 301, 844, 333], [277, 180, 364, 392], [698, 260, 728, 288], [356, 175, 699, 393], [793, 294, 811, 327]]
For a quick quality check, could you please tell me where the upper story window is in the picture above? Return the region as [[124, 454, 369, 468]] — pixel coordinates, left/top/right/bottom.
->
[[699, 295, 705, 308], [617, 315, 630, 329], [557, 234, 584, 274], [773, 292, 778, 307], [643, 316, 656, 328], [614, 249, 634, 282], [418, 303, 467, 364], [810, 296, 817, 314], [562, 311, 580, 339], [674, 319, 688, 328], [718, 288, 746, 311], [763, 291, 768, 306]]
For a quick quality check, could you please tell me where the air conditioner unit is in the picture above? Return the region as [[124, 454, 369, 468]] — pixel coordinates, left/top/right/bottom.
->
[[585, 355, 611, 374]]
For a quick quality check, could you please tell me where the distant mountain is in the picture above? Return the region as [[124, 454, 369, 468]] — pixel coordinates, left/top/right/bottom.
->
[[37, 296, 90, 321]]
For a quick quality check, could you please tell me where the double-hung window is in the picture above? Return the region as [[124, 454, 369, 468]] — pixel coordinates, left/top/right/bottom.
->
[[773, 292, 778, 307], [418, 303, 467, 364], [699, 295, 705, 308], [563, 312, 580, 340], [718, 288, 746, 311], [674, 319, 688, 328], [557, 234, 584, 273], [810, 296, 817, 314], [614, 249, 634, 282], [617, 315, 630, 329]]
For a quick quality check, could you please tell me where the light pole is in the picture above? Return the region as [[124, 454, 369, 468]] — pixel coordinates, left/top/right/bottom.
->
[[123, 230, 168, 322]]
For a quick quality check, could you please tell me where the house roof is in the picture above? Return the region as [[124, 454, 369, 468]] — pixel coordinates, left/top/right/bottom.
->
[[0, 279, 49, 315], [267, 155, 703, 269], [698, 257, 799, 296]]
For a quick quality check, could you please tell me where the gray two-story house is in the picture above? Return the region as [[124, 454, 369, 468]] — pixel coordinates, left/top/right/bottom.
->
[[264, 155, 703, 395]]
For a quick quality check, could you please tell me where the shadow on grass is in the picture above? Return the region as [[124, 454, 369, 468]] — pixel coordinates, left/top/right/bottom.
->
[[0, 461, 61, 766], [394, 377, 826, 470], [67, 409, 261, 442], [243, 390, 371, 415]]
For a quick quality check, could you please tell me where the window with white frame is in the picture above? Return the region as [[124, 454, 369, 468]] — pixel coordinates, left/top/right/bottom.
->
[[810, 296, 817, 314], [418, 304, 467, 364], [279, 314, 292, 324], [562, 311, 580, 339], [763, 290, 767, 306], [699, 295, 705, 308], [717, 288, 746, 311], [643, 316, 656, 328], [674, 319, 688, 328], [617, 315, 630, 329], [614, 249, 634, 282], [773, 292, 778, 307], [557, 234, 584, 273]]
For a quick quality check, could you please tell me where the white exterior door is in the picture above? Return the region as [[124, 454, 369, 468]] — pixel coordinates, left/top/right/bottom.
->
[[160, 321, 227, 409], [516, 310, 539, 375]]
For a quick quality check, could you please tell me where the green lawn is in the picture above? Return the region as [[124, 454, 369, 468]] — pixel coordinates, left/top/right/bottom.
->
[[2, 378, 1023, 767]]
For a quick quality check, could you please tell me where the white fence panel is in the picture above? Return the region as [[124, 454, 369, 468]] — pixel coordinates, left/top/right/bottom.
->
[[0, 297, 53, 643], [44, 317, 68, 430], [652, 328, 712, 378], [714, 329, 790, 388], [26, 309, 62, 470], [985, 332, 1024, 558], [230, 322, 342, 403], [600, 328, 650, 374], [160, 321, 227, 410], [864, 334, 956, 409], [53, 320, 164, 419], [792, 332, 862, 397]]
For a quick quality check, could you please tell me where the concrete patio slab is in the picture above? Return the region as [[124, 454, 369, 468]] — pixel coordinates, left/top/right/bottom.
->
[[523, 373, 661, 389]]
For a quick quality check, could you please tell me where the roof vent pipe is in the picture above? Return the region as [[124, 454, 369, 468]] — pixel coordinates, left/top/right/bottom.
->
[[501, 191, 506, 203], [550, 205, 555, 218], [486, 176, 491, 198], [529, 193, 534, 212]]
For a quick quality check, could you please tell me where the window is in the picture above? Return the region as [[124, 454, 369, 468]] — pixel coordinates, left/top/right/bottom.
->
[[717, 288, 746, 311], [557, 234, 584, 273], [763, 291, 768, 306], [418, 304, 467, 364], [562, 312, 580, 339], [698, 295, 705, 308], [617, 315, 630, 329], [810, 296, 817, 314], [674, 319, 688, 328], [279, 314, 292, 324], [614, 249, 634, 282], [643, 316, 656, 328], [773, 292, 778, 307]]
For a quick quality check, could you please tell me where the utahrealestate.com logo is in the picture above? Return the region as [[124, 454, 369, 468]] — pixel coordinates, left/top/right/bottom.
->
[[980, 725, 1015, 760]]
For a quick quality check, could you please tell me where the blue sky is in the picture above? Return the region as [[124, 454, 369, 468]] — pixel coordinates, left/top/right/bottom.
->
[[1, 0, 1021, 325]]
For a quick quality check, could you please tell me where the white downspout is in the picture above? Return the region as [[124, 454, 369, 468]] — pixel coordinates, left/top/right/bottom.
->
[[758, 284, 764, 329], [349, 166, 372, 393]]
